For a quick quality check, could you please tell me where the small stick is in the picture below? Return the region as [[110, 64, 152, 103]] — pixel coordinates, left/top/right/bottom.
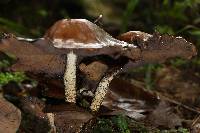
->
[[191, 115, 200, 127], [64, 51, 77, 103], [94, 14, 103, 24], [158, 93, 200, 114]]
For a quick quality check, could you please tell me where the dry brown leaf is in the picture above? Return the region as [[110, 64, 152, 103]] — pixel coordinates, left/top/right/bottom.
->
[[101, 78, 158, 119], [19, 96, 93, 132], [118, 31, 197, 71], [147, 101, 182, 129], [19, 97, 50, 132], [155, 67, 200, 108], [44, 104, 93, 133], [0, 96, 21, 133]]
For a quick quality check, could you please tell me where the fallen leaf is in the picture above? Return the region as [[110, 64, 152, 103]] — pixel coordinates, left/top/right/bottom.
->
[[101, 78, 158, 120], [147, 101, 182, 129], [155, 67, 200, 109], [0, 96, 21, 133], [18, 97, 50, 133], [44, 104, 93, 133]]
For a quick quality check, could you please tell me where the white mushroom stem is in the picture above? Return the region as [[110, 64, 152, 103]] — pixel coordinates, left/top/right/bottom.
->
[[90, 69, 121, 112], [64, 51, 77, 103], [47, 113, 56, 133]]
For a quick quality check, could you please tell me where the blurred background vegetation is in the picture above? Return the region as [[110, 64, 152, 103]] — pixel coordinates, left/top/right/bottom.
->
[[0, 0, 199, 87]]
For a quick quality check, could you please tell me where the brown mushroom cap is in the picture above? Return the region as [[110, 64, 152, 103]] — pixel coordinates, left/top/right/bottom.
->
[[44, 19, 133, 49]]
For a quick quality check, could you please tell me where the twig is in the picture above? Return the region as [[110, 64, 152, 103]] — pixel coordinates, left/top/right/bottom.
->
[[158, 93, 200, 114], [94, 14, 103, 24], [191, 115, 200, 127], [128, 79, 200, 114]]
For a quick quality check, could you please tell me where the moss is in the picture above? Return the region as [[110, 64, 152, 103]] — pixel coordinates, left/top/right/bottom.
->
[[93, 118, 113, 133], [93, 115, 130, 133], [0, 72, 27, 86], [111, 115, 130, 133], [160, 127, 189, 133]]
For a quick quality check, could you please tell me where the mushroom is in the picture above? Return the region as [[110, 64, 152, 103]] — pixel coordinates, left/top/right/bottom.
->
[[0, 19, 196, 112], [42, 19, 141, 111], [38, 19, 196, 111]]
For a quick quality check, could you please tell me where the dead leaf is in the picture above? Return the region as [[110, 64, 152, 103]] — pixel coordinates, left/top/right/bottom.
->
[[79, 61, 108, 81], [18, 96, 94, 132], [0, 36, 66, 77], [44, 104, 93, 133], [18, 97, 50, 133], [191, 123, 200, 133], [147, 101, 182, 129], [155, 67, 200, 108], [118, 31, 197, 70], [0, 96, 21, 133], [101, 78, 158, 120]]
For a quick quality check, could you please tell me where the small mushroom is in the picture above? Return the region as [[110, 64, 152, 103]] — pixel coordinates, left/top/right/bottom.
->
[[42, 19, 142, 111]]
